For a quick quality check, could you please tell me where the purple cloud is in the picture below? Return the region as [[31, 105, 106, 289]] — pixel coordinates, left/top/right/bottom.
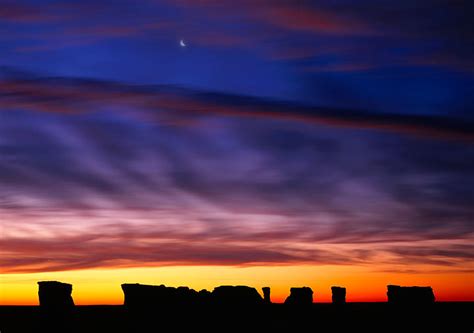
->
[[1, 72, 473, 274]]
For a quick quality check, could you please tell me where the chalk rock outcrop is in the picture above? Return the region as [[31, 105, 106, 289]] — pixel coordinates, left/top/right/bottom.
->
[[122, 283, 204, 308], [38, 281, 74, 310], [122, 283, 267, 309], [387, 285, 435, 305], [284, 287, 313, 305], [262, 287, 271, 304], [331, 286, 346, 304], [212, 285, 263, 306]]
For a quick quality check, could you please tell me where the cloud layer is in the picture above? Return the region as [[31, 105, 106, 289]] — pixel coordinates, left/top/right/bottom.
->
[[1, 72, 473, 274], [1, 73, 472, 140]]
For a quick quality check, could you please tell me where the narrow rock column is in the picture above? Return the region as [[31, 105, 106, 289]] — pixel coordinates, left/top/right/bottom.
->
[[262, 287, 271, 304]]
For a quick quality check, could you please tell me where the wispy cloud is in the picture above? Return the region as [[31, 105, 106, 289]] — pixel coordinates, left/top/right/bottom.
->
[[1, 71, 473, 273]]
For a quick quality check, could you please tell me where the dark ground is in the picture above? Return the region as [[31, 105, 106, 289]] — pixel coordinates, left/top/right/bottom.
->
[[1, 302, 473, 333]]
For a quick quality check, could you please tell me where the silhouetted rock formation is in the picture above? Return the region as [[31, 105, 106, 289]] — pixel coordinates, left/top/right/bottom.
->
[[6, 280, 473, 333], [262, 287, 271, 303], [38, 281, 74, 310], [37, 281, 75, 332], [212, 285, 263, 306], [122, 283, 266, 310], [284, 287, 313, 305], [121, 283, 205, 309], [387, 285, 435, 305], [331, 286, 346, 304], [198, 289, 212, 302]]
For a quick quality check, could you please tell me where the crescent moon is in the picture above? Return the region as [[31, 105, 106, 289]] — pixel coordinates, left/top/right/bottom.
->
[[180, 39, 186, 47]]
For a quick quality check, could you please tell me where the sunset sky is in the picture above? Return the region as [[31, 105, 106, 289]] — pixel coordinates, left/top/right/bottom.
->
[[0, 0, 473, 304]]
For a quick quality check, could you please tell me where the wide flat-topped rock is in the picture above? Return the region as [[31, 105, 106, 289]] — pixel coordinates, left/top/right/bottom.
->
[[387, 285, 435, 305], [212, 285, 263, 306], [121, 283, 203, 308], [122, 283, 264, 308], [37, 281, 74, 310], [284, 287, 313, 305]]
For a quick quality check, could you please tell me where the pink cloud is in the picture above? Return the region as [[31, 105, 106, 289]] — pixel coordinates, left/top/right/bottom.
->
[[258, 5, 372, 35], [1, 222, 472, 273], [0, 3, 59, 23]]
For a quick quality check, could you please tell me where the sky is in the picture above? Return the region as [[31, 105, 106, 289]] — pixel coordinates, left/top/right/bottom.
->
[[0, 0, 473, 304]]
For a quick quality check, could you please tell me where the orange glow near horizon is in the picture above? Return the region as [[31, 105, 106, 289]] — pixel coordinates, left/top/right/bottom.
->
[[1, 265, 473, 305]]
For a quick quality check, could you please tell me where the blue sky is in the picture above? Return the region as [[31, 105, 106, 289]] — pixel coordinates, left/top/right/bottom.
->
[[1, 0, 473, 114]]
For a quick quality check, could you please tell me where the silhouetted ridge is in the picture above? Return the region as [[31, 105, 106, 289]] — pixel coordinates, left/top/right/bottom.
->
[[387, 285, 435, 305], [38, 281, 74, 310], [284, 287, 313, 305], [331, 286, 346, 304]]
